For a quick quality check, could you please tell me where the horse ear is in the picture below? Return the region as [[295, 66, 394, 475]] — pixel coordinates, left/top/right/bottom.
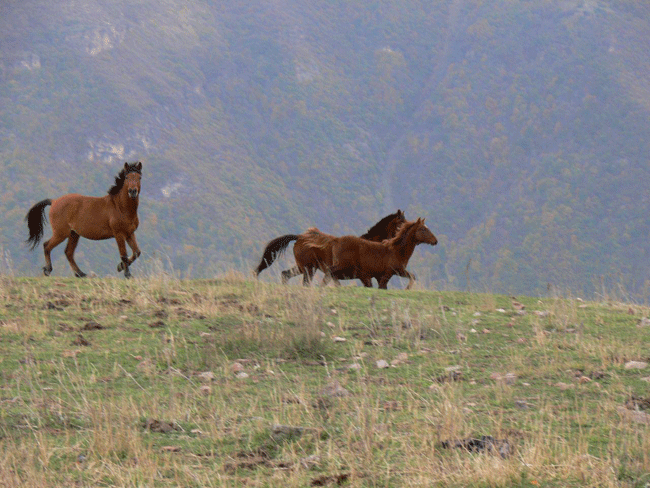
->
[[136, 161, 142, 171], [124, 162, 129, 171]]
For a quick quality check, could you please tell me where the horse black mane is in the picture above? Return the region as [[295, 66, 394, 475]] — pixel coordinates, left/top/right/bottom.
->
[[360, 209, 404, 240], [108, 162, 142, 196], [389, 218, 421, 248]]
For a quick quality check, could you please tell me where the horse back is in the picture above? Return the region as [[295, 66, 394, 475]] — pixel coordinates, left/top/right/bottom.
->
[[295, 228, 337, 270]]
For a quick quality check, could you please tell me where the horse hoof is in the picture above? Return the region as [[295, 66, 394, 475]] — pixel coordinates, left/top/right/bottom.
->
[[117, 262, 124, 272], [75, 271, 87, 278], [43, 266, 52, 276]]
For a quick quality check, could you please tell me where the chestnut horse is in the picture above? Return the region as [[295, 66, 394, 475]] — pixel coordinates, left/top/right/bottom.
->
[[25, 162, 143, 278], [254, 210, 406, 285], [318, 218, 438, 289]]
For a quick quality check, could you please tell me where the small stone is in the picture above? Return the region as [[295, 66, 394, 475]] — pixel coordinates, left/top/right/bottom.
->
[[617, 406, 650, 425], [625, 361, 648, 370], [326, 321, 336, 328], [504, 373, 517, 384], [376, 360, 389, 369], [333, 336, 347, 342], [235, 372, 249, 379], [199, 385, 211, 395], [514, 400, 530, 410], [512, 301, 525, 310], [82, 321, 105, 330], [161, 446, 181, 452], [320, 380, 350, 397], [272, 424, 308, 440], [198, 371, 215, 382], [231, 362, 245, 373]]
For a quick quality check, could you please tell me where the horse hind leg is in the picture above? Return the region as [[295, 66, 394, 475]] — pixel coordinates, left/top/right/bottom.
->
[[64, 231, 86, 278], [42, 232, 67, 276], [281, 266, 301, 284], [302, 266, 316, 286]]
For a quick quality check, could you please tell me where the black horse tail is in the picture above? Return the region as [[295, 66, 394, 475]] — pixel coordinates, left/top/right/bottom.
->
[[254, 234, 299, 276], [25, 199, 52, 250]]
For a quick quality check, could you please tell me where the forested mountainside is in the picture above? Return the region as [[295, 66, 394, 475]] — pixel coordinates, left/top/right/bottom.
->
[[1, 0, 649, 296]]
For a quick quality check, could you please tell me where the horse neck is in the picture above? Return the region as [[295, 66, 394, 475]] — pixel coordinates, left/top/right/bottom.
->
[[114, 189, 139, 214], [388, 224, 419, 263]]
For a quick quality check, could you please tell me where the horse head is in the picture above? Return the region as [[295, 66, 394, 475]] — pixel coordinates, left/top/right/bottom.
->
[[124, 162, 142, 199], [414, 218, 438, 246]]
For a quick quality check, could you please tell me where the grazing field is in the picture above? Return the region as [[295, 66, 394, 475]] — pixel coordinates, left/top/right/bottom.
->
[[0, 275, 649, 487]]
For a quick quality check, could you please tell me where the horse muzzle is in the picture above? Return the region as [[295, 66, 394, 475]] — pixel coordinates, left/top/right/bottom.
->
[[128, 189, 139, 199]]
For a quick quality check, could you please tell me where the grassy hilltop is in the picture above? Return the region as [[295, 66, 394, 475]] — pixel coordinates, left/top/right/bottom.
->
[[0, 275, 649, 486]]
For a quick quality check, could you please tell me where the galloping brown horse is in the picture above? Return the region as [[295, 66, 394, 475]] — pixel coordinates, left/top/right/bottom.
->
[[25, 162, 143, 278], [254, 210, 406, 285], [319, 218, 438, 289]]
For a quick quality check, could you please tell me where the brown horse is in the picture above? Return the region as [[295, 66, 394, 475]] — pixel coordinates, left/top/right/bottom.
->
[[254, 210, 406, 285], [25, 162, 143, 278], [320, 218, 438, 289]]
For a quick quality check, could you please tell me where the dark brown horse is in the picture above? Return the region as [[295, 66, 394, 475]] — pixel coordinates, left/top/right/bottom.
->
[[320, 218, 438, 289], [254, 210, 406, 285], [25, 162, 143, 278]]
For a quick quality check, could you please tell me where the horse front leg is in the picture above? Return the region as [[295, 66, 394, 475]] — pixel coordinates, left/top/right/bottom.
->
[[395, 268, 416, 290], [128, 233, 142, 265], [114, 234, 132, 278], [117, 234, 142, 278]]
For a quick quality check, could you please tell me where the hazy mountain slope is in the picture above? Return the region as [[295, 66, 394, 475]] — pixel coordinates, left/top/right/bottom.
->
[[1, 0, 649, 296]]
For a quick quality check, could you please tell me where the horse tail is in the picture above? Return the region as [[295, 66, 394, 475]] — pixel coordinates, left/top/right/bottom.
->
[[25, 199, 52, 250], [254, 234, 299, 276]]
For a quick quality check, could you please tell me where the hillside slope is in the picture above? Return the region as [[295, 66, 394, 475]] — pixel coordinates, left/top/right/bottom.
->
[[1, 0, 649, 296]]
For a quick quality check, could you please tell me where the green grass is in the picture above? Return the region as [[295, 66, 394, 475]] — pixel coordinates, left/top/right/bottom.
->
[[0, 275, 649, 486]]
